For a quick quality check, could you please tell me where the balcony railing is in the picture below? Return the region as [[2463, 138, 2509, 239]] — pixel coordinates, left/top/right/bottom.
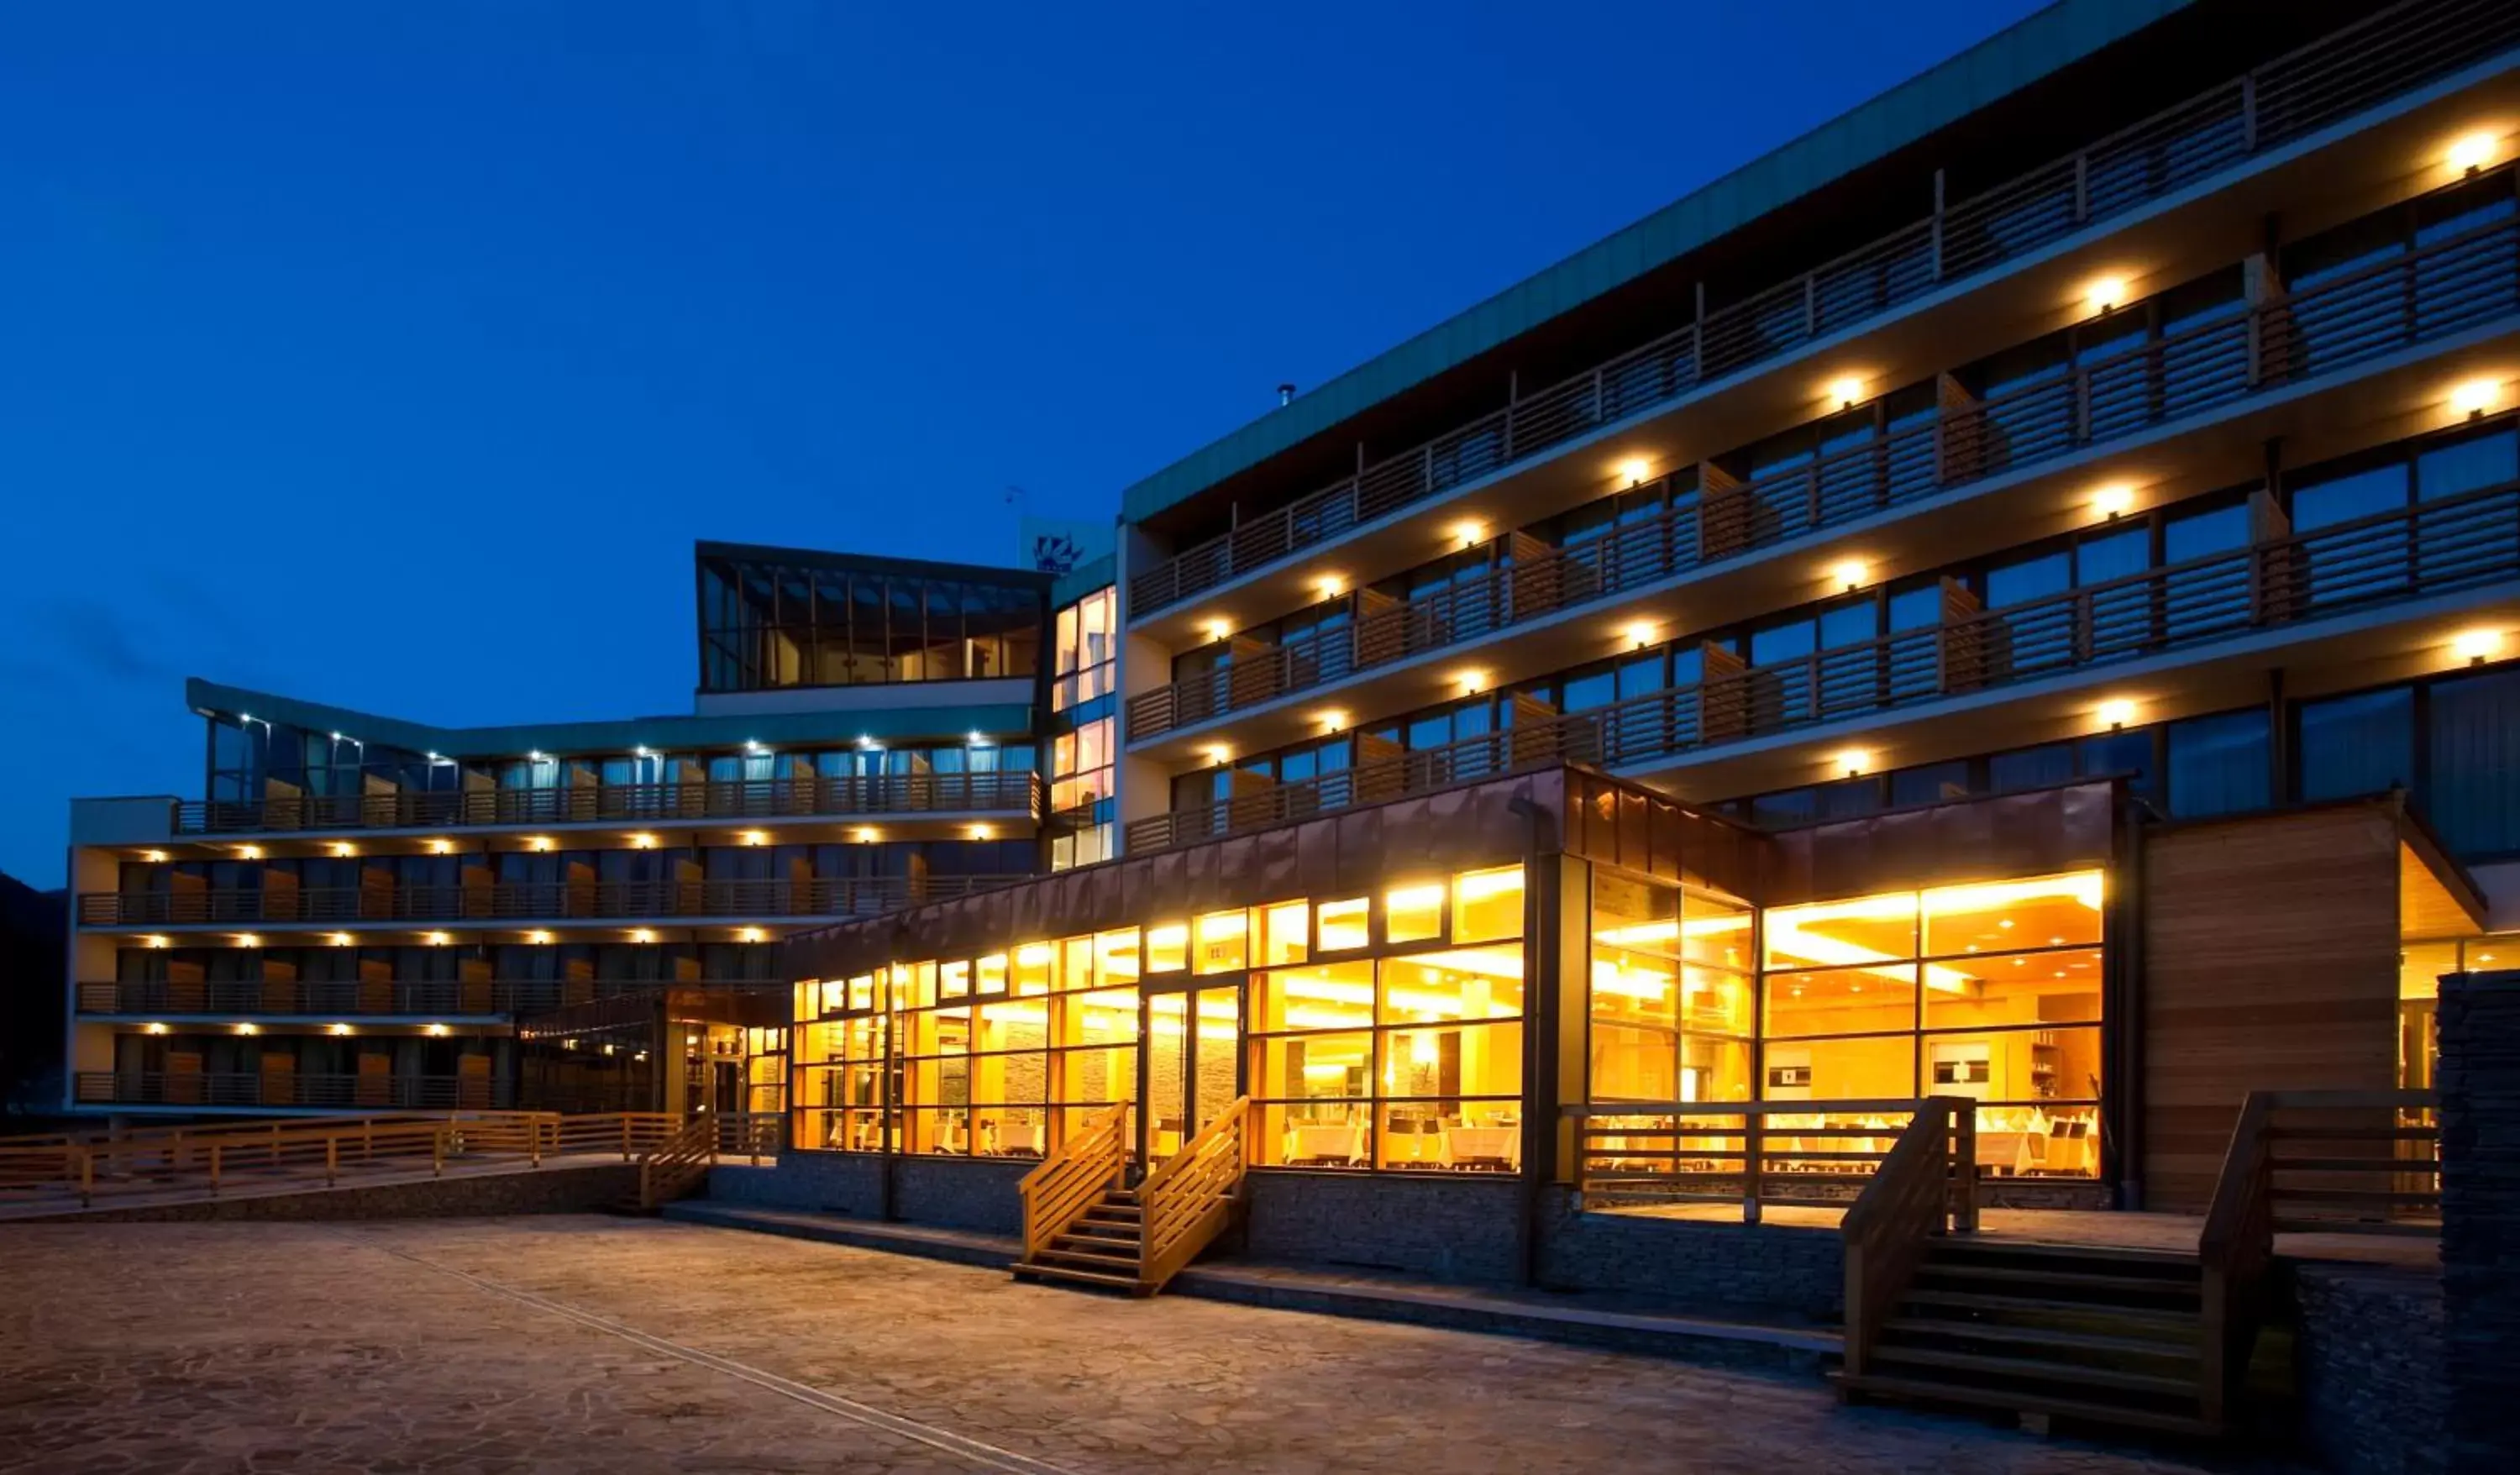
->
[[1127, 0, 2520, 618], [74, 1072, 517, 1110], [1130, 210, 2520, 739], [1127, 472, 2520, 852], [77, 874, 1031, 927], [74, 977, 781, 1016], [174, 772, 1042, 837]]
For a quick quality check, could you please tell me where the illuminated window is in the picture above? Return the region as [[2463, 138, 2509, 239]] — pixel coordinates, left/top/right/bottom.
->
[[1316, 897, 1369, 952], [1384, 883, 1446, 944], [1147, 922, 1189, 974], [1194, 911, 1248, 974], [1259, 900, 1310, 965], [1452, 865, 1525, 943]]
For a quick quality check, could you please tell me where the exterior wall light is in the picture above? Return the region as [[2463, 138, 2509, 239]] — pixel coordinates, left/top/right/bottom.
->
[[425, 1023, 450, 1038], [1835, 748, 1873, 778], [739, 830, 769, 847], [428, 839, 454, 855], [234, 1022, 258, 1036], [1617, 457, 1651, 486], [1451, 520, 1487, 548], [528, 930, 553, 945], [1623, 621, 1656, 649], [328, 932, 354, 947], [629, 833, 658, 849], [330, 842, 356, 858], [139, 849, 168, 863], [1827, 375, 1866, 409], [235, 933, 261, 948], [143, 1022, 169, 1036], [2097, 699, 2137, 731], [1316, 575, 1347, 599], [1829, 559, 1869, 591], [142, 935, 169, 949], [329, 1023, 353, 1037], [2451, 377, 2504, 419], [2084, 276, 2129, 315], [853, 827, 880, 843], [2453, 628, 2507, 664], [1457, 669, 1488, 695], [423, 932, 450, 946], [2092, 483, 2136, 520], [2449, 131, 2497, 176], [739, 926, 766, 943], [237, 845, 263, 861], [969, 824, 995, 840], [1316, 710, 1347, 733], [629, 929, 656, 944]]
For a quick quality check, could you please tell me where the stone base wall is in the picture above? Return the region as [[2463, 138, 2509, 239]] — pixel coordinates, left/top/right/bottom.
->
[[1241, 1171, 1525, 1283], [893, 1157, 1033, 1235], [1533, 1189, 1842, 1320], [2293, 1263, 2446, 1475], [48, 1163, 638, 1223], [707, 1152, 885, 1218], [2441, 971, 2520, 1475]]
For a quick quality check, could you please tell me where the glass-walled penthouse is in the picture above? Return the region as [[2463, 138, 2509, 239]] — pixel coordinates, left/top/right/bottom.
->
[[698, 543, 1049, 693], [785, 768, 2124, 1185]]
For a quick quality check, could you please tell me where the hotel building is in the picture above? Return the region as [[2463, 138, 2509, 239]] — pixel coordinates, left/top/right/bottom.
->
[[60, 543, 1072, 1117], [765, 0, 2520, 1240]]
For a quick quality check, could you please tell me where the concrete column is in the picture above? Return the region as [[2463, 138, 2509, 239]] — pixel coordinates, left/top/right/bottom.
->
[[2439, 968, 2520, 1475]]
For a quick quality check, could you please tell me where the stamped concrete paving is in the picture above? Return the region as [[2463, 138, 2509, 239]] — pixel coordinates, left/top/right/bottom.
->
[[0, 1216, 2286, 1473]]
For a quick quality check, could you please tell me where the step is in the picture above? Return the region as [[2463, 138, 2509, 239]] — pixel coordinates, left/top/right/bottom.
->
[[1915, 1264, 2202, 1298], [1010, 1260, 1149, 1294], [1899, 1289, 2201, 1332], [1086, 1201, 1142, 1218], [1926, 1241, 2199, 1272], [1867, 1343, 2202, 1398], [1882, 1317, 2199, 1362], [1833, 1371, 2219, 1437], [1039, 1243, 1142, 1272], [1066, 1219, 1141, 1240]]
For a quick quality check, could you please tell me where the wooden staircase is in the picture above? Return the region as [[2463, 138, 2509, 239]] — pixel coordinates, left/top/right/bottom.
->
[[1838, 1239, 2213, 1435], [612, 1111, 781, 1215], [1012, 1099, 1249, 1296]]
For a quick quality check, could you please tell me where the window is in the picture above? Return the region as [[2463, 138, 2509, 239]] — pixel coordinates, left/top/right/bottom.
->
[[1755, 871, 2103, 1173], [1587, 870, 1754, 1110], [698, 553, 1046, 693], [2299, 689, 2415, 802], [2429, 666, 2520, 858], [2166, 709, 2270, 817]]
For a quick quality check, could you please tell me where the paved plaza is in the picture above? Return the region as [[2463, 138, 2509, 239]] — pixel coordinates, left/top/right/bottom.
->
[[0, 1216, 2286, 1473]]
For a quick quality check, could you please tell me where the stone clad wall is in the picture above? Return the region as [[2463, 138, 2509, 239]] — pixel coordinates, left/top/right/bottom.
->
[[1241, 1172, 1525, 1283], [706, 1152, 885, 1217], [45, 1163, 639, 1223], [2439, 971, 2520, 1475], [2294, 1263, 2447, 1475], [893, 1157, 1033, 1235], [1533, 1189, 1843, 1320]]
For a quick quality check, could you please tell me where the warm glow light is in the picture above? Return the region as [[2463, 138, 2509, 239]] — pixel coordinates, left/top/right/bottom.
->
[[1316, 709, 1347, 733], [142, 935, 168, 949], [740, 830, 769, 847], [969, 824, 994, 840], [528, 931, 553, 945], [2449, 131, 2498, 174], [630, 929, 656, 944], [1829, 559, 1868, 591], [2096, 698, 2138, 730], [1451, 519, 1487, 547], [1826, 375, 1866, 407], [424, 932, 450, 946], [528, 836, 554, 853], [853, 827, 881, 843], [1457, 669, 1488, 694], [235, 932, 262, 948], [143, 1022, 168, 1035], [2092, 483, 2135, 519], [330, 842, 356, 858], [428, 839, 454, 855], [328, 1023, 353, 1037], [1835, 748, 1873, 777], [234, 1022, 258, 1036], [1621, 620, 1656, 649], [2450, 377, 2504, 417], [739, 926, 766, 943], [1315, 574, 1347, 599], [2453, 627, 2507, 664], [2083, 275, 2129, 313], [139, 849, 167, 863], [629, 832, 658, 849], [425, 1023, 450, 1037], [1617, 456, 1651, 486], [327, 932, 354, 947], [1202, 744, 1233, 767], [1200, 617, 1233, 643], [237, 845, 263, 861]]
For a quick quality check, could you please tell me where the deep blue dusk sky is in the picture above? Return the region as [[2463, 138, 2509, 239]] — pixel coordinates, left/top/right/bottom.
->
[[0, 0, 2045, 886]]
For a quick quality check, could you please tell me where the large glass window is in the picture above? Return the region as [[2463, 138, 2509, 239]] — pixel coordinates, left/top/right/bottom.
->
[[1587, 871, 1754, 1110], [698, 552, 1045, 692], [1757, 871, 2104, 1177]]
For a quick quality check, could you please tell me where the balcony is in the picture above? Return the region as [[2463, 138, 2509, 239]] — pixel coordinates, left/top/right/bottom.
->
[[72, 977, 780, 1017], [73, 1072, 517, 1110], [1125, 472, 2520, 852], [1127, 0, 2520, 622], [1130, 211, 2520, 744], [77, 875, 1032, 928], [174, 772, 1042, 837]]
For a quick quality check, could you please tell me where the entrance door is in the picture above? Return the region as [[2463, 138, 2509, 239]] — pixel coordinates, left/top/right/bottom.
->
[[1140, 980, 1242, 1163]]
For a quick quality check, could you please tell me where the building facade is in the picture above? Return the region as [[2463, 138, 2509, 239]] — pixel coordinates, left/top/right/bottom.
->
[[60, 543, 1059, 1117], [761, 0, 2520, 1222]]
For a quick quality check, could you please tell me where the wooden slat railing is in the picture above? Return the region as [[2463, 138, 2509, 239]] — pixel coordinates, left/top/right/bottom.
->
[[1131, 457, 2520, 853], [73, 976, 781, 1016], [1127, 0, 2520, 619], [1840, 1097, 1978, 1383], [638, 1115, 721, 1210], [1129, 207, 2520, 740], [1016, 1101, 1128, 1262], [1138, 1097, 1250, 1292], [2197, 1088, 2439, 1425], [1567, 1099, 1972, 1222], [71, 1071, 515, 1110], [176, 771, 1042, 837]]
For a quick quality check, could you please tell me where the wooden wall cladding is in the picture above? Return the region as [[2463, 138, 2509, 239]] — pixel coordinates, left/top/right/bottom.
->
[[2140, 806, 2402, 1210]]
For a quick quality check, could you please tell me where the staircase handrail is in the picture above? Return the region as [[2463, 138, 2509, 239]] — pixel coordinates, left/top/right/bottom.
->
[[1138, 1097, 1251, 1290], [1840, 1095, 1974, 1381], [637, 1114, 720, 1210], [1017, 1102, 1130, 1262]]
